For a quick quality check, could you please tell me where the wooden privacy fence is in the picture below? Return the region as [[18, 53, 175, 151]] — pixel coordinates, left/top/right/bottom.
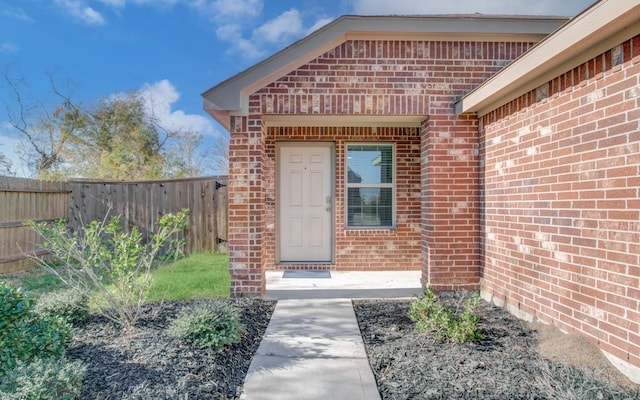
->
[[68, 176, 228, 256], [0, 175, 228, 274], [0, 177, 70, 274]]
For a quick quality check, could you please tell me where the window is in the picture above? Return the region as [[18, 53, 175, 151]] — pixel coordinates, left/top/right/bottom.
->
[[346, 144, 394, 228]]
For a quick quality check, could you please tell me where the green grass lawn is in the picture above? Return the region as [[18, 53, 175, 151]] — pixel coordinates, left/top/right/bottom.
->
[[147, 252, 230, 301], [1, 265, 67, 297], [2, 252, 230, 301]]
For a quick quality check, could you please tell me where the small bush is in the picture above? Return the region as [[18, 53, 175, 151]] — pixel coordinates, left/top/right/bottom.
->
[[35, 288, 89, 325], [407, 287, 440, 333], [408, 287, 483, 343], [169, 300, 245, 352], [0, 282, 71, 375], [0, 357, 86, 400], [26, 209, 189, 330]]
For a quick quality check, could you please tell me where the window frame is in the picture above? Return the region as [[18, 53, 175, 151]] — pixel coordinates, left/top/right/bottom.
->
[[344, 142, 396, 229]]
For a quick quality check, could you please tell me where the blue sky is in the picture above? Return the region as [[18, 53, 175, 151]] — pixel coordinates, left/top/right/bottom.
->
[[0, 0, 594, 176]]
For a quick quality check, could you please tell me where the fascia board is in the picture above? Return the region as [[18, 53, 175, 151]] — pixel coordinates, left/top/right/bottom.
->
[[456, 0, 640, 116], [202, 16, 352, 112], [203, 15, 568, 118]]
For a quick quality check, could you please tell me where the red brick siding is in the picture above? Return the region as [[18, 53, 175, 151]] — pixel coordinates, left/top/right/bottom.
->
[[424, 113, 482, 291], [227, 115, 268, 297], [228, 39, 536, 296], [262, 126, 422, 271], [480, 36, 640, 369], [259, 41, 527, 116]]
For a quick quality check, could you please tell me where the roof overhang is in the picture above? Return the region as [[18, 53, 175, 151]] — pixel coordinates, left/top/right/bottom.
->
[[203, 14, 569, 131], [455, 0, 640, 117]]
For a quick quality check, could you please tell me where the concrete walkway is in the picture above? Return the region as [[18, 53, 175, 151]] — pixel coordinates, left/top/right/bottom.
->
[[240, 270, 422, 400]]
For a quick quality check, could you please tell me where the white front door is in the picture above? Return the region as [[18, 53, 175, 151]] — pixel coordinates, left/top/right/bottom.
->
[[278, 143, 333, 262]]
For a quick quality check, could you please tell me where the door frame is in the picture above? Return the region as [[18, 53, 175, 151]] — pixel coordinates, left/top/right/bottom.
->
[[276, 141, 335, 264]]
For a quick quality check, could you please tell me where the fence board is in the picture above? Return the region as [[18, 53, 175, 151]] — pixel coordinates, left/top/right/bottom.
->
[[1, 175, 228, 275], [0, 177, 70, 274], [67, 176, 228, 257]]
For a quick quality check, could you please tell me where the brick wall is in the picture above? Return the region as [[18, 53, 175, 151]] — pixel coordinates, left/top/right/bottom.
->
[[480, 36, 640, 370], [263, 126, 422, 271], [228, 115, 267, 296], [227, 39, 536, 296], [424, 113, 483, 290]]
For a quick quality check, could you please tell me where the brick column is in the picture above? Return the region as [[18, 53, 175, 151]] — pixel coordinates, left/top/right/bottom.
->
[[227, 116, 265, 297], [421, 113, 481, 291]]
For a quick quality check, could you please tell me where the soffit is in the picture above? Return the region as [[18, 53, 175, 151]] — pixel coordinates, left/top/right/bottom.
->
[[456, 0, 640, 117]]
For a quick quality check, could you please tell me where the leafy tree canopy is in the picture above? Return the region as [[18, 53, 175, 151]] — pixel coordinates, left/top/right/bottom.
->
[[1, 70, 216, 181]]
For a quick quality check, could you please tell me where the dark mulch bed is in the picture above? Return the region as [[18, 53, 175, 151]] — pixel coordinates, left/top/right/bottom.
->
[[66, 296, 638, 400], [353, 296, 640, 400], [67, 299, 275, 400]]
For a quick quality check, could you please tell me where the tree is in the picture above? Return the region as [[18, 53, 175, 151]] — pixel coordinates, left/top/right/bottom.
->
[[63, 92, 167, 180], [163, 130, 210, 178], [0, 152, 11, 175], [63, 92, 215, 180], [1, 69, 82, 180], [1, 69, 211, 180], [210, 130, 229, 174]]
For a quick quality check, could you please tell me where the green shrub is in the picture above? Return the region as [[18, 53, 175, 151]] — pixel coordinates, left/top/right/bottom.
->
[[35, 288, 89, 325], [26, 209, 189, 330], [169, 300, 245, 352], [0, 357, 86, 400], [408, 287, 483, 343], [0, 282, 71, 375], [407, 286, 440, 333]]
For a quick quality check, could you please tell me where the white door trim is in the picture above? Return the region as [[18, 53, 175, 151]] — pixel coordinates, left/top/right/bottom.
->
[[276, 142, 334, 263]]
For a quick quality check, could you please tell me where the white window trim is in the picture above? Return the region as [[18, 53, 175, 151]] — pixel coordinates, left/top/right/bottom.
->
[[345, 142, 396, 229]]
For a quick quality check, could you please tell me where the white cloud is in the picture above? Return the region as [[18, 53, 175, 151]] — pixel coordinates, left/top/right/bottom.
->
[[211, 0, 263, 18], [253, 9, 303, 44], [348, 0, 593, 16], [51, 0, 330, 61], [97, 0, 126, 7], [93, 0, 260, 16], [0, 5, 34, 22], [138, 80, 217, 136], [0, 42, 18, 54], [216, 23, 266, 59], [159, 0, 264, 21], [205, 0, 594, 62], [97, 0, 181, 8], [54, 0, 106, 26], [92, 0, 263, 27], [219, 8, 327, 60], [306, 17, 333, 35]]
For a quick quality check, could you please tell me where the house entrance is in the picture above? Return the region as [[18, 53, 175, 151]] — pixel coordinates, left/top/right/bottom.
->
[[277, 143, 334, 263]]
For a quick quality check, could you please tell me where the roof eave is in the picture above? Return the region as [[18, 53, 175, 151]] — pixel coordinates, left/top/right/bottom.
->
[[456, 0, 640, 117], [202, 14, 569, 123], [203, 97, 234, 131]]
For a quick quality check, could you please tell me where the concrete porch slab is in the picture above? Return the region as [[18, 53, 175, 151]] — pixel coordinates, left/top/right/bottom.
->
[[264, 270, 423, 300]]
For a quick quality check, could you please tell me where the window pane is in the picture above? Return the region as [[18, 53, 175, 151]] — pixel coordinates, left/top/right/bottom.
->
[[347, 145, 392, 184], [347, 187, 393, 227]]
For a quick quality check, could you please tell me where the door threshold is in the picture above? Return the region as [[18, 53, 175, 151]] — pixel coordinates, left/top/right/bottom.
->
[[282, 270, 332, 279]]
